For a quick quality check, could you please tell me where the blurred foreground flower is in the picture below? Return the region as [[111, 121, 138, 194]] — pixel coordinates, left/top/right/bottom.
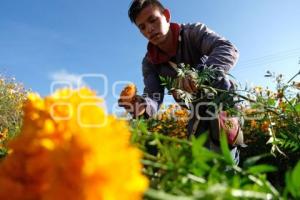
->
[[0, 87, 148, 200]]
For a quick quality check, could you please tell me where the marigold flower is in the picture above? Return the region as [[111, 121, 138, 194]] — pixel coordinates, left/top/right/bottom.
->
[[150, 104, 189, 138], [261, 121, 270, 132], [174, 110, 186, 117], [0, 87, 148, 200], [250, 120, 258, 129], [119, 84, 137, 103]]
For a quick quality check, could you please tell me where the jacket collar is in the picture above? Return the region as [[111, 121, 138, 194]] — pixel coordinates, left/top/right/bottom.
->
[[146, 23, 181, 64]]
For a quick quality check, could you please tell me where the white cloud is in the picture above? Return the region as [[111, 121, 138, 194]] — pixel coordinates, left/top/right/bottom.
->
[[49, 69, 87, 89]]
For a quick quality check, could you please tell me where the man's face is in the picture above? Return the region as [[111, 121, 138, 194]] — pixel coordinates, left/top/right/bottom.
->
[[135, 5, 170, 46]]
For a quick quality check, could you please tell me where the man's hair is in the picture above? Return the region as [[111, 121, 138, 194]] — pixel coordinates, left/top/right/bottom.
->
[[128, 0, 165, 23]]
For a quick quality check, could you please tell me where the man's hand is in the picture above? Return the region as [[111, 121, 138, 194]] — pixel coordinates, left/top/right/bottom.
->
[[178, 72, 198, 93], [171, 89, 181, 101], [118, 95, 146, 118]]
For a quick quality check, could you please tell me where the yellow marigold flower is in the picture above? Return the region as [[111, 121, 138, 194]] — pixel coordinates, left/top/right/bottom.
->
[[0, 87, 148, 200]]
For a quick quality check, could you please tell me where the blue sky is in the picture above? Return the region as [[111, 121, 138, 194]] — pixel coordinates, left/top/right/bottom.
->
[[1, 0, 300, 113]]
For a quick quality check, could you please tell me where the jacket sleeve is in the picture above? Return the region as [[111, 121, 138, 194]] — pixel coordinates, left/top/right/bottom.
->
[[142, 56, 165, 116], [189, 23, 239, 72], [189, 23, 239, 90]]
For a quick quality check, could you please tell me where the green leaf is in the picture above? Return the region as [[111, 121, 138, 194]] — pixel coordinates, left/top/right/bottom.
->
[[291, 161, 300, 190], [285, 171, 296, 197], [191, 133, 208, 150], [159, 76, 166, 82], [294, 103, 300, 113], [246, 164, 277, 174], [285, 161, 300, 198], [243, 153, 272, 168], [219, 130, 234, 165], [267, 98, 276, 106]]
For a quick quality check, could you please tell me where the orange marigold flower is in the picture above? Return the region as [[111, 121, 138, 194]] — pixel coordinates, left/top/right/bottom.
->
[[250, 120, 258, 129], [119, 84, 137, 103], [174, 109, 187, 117], [261, 121, 270, 132], [0, 87, 148, 200], [150, 104, 188, 138]]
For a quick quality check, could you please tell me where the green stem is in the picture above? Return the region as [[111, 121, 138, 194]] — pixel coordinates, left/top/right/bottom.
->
[[143, 152, 158, 161], [287, 70, 300, 84], [232, 165, 280, 197], [144, 189, 195, 200], [141, 159, 169, 170], [266, 113, 287, 158], [153, 132, 192, 145], [195, 84, 280, 116]]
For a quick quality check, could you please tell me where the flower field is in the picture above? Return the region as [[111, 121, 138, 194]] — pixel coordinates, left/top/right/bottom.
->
[[0, 71, 299, 199]]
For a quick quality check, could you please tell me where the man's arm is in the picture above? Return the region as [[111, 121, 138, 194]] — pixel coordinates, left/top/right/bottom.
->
[[188, 23, 239, 90], [189, 23, 239, 72], [142, 57, 165, 116]]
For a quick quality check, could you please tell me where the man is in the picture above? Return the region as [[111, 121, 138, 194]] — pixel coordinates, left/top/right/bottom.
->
[[120, 0, 240, 163]]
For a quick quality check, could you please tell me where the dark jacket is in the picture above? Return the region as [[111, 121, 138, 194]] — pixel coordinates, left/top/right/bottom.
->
[[142, 22, 239, 116]]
